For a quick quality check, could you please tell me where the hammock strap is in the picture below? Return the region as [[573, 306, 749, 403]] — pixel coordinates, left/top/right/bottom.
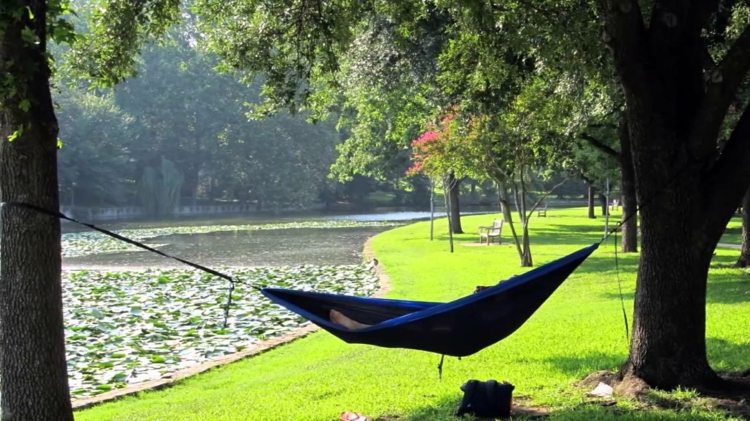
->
[[602, 183, 630, 344], [0, 201, 258, 327], [613, 229, 630, 342]]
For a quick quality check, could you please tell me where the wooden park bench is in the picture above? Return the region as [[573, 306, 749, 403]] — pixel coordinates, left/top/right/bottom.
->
[[537, 203, 548, 217], [479, 219, 503, 245]]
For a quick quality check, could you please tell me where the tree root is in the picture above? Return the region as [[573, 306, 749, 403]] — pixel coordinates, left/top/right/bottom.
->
[[579, 369, 750, 419]]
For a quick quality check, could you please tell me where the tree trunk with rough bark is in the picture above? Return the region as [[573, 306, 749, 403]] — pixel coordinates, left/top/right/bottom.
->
[[621, 174, 721, 388], [619, 118, 638, 253], [447, 171, 463, 234], [0, 1, 73, 419], [601, 1, 750, 390], [735, 188, 750, 267]]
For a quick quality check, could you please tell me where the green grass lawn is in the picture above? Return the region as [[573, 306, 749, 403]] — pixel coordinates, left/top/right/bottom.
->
[[77, 208, 750, 420]]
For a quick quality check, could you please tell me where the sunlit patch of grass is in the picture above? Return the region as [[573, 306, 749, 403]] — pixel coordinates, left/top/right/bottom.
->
[[77, 207, 750, 420]]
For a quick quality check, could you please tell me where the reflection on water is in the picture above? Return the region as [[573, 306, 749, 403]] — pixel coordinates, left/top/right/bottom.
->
[[63, 226, 391, 268], [59, 210, 468, 269]]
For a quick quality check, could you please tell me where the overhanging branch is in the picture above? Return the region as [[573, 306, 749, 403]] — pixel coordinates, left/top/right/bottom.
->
[[704, 100, 750, 231], [690, 25, 750, 158], [598, 0, 651, 97], [580, 132, 620, 157]]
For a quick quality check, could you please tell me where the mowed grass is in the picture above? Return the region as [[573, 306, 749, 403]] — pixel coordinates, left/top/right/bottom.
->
[[77, 207, 750, 420]]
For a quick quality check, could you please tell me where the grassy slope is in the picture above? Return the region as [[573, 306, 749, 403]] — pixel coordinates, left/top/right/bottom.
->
[[77, 208, 749, 420]]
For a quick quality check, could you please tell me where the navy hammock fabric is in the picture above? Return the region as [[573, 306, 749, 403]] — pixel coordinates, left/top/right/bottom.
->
[[262, 243, 598, 357]]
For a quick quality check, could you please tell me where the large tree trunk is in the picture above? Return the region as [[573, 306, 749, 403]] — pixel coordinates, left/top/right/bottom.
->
[[447, 171, 463, 234], [619, 118, 638, 253], [621, 174, 718, 388], [602, 1, 750, 390], [735, 187, 750, 267], [615, 44, 750, 390], [0, 1, 73, 419]]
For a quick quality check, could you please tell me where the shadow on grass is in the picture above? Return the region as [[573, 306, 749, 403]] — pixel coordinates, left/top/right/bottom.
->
[[381, 393, 732, 420], [542, 351, 624, 377], [707, 337, 750, 373], [599, 271, 750, 305], [724, 225, 742, 237], [705, 272, 750, 304]]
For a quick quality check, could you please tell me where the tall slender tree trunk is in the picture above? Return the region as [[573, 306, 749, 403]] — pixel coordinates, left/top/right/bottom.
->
[[735, 187, 750, 267], [447, 171, 463, 234], [514, 177, 533, 267], [443, 176, 454, 253], [520, 222, 532, 266], [619, 117, 638, 253], [188, 135, 202, 206], [587, 184, 597, 219], [0, 1, 73, 419], [429, 178, 435, 241], [599, 193, 608, 217], [497, 182, 523, 259]]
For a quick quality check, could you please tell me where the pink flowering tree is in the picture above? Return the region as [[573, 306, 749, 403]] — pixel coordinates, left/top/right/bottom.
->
[[408, 112, 481, 250]]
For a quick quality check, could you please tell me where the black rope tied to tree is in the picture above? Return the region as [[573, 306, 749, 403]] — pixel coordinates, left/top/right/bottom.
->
[[597, 197, 640, 343], [613, 228, 630, 342], [601, 178, 631, 345], [0, 201, 260, 328]]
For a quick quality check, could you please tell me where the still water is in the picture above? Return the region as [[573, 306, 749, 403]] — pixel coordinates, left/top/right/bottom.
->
[[62, 212, 433, 269]]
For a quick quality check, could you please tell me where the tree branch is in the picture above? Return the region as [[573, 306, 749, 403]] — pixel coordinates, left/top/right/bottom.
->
[[588, 122, 618, 130], [690, 24, 750, 158], [694, 0, 722, 36], [580, 132, 620, 157], [704, 100, 750, 239], [525, 178, 568, 220], [598, 0, 652, 98]]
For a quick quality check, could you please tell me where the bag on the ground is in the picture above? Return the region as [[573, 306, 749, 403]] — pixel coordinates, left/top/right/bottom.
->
[[456, 379, 514, 418]]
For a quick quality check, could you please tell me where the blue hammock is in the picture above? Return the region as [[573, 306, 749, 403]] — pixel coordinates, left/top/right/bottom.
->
[[262, 243, 598, 357]]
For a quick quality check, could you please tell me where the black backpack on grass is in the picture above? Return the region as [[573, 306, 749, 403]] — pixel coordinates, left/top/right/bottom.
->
[[456, 379, 514, 418]]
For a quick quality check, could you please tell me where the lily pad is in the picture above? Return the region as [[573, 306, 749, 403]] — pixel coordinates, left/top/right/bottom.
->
[[62, 263, 379, 397]]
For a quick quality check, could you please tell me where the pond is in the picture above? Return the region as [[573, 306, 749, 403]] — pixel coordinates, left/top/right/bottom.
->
[[62, 211, 431, 269], [57, 211, 428, 398]]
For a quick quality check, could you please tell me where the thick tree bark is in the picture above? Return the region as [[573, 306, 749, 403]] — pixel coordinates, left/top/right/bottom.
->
[[601, 1, 750, 390], [0, 1, 73, 419], [619, 118, 638, 253], [587, 184, 597, 219], [622, 175, 719, 388], [735, 187, 750, 267], [447, 171, 463, 234]]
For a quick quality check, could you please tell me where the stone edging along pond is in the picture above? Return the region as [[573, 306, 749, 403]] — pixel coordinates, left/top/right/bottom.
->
[[71, 237, 392, 410]]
